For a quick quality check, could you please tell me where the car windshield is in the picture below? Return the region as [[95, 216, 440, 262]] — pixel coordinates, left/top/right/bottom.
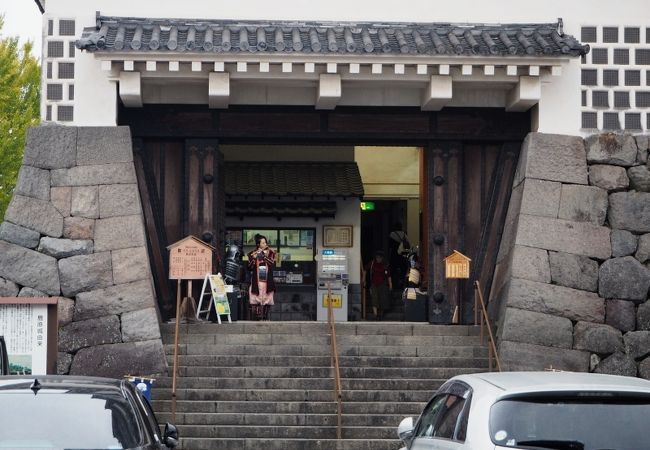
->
[[0, 389, 145, 449], [489, 393, 650, 450]]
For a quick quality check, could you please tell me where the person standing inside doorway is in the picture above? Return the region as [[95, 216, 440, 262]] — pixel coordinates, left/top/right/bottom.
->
[[247, 234, 276, 320], [389, 222, 410, 290], [364, 250, 392, 320]]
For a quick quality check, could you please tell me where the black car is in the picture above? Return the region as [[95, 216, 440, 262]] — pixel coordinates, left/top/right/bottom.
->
[[0, 375, 178, 449]]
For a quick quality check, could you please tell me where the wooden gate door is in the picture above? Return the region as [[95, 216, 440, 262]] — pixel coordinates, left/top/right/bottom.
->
[[424, 141, 519, 324]]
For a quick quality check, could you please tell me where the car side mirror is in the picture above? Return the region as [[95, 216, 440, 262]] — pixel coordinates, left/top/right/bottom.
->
[[163, 423, 179, 448], [397, 416, 415, 442]]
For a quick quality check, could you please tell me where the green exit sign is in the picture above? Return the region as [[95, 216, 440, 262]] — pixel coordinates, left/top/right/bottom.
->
[[360, 201, 375, 211]]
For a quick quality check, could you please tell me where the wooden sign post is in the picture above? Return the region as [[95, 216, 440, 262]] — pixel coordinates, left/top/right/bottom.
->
[[443, 250, 471, 324], [166, 236, 215, 422]]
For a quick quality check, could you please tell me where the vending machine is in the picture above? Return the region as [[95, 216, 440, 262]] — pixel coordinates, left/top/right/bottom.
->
[[316, 248, 349, 322]]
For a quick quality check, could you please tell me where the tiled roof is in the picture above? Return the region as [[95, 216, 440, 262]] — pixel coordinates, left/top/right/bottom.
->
[[77, 16, 588, 57], [226, 201, 338, 218], [224, 161, 364, 197]]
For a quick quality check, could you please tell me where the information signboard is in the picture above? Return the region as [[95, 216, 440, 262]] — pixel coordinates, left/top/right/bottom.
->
[[167, 236, 215, 280]]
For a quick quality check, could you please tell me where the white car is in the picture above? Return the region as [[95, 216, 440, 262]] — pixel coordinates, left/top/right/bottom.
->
[[397, 371, 650, 450]]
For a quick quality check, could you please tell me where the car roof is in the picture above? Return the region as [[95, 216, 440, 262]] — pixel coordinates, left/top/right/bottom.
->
[[0, 375, 125, 391], [451, 371, 650, 395]]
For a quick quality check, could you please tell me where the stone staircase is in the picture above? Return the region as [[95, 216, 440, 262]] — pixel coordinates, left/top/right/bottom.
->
[[153, 321, 489, 450]]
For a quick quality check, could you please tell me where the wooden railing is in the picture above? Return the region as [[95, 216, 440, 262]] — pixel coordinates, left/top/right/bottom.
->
[[473, 280, 502, 372], [326, 284, 343, 439]]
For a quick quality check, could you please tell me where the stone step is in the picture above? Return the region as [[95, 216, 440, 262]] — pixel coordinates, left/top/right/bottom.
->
[[179, 437, 400, 450], [152, 400, 426, 415], [153, 388, 433, 403], [157, 412, 409, 427], [167, 354, 489, 368], [154, 376, 447, 390], [174, 424, 396, 439]]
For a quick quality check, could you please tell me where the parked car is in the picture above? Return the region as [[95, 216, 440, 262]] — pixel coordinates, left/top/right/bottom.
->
[[0, 336, 7, 375], [0, 375, 178, 449], [397, 371, 650, 450]]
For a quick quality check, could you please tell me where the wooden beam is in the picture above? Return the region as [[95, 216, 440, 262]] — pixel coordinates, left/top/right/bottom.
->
[[209, 72, 230, 109], [421, 75, 452, 111], [506, 76, 541, 112], [316, 74, 341, 110], [119, 71, 143, 107]]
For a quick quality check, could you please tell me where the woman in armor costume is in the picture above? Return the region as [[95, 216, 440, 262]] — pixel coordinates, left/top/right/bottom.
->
[[247, 234, 276, 320]]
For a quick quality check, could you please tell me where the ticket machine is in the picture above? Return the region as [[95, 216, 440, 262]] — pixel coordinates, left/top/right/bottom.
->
[[316, 249, 349, 321]]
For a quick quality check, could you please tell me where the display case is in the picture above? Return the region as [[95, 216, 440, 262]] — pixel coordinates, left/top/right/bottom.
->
[[226, 228, 316, 285]]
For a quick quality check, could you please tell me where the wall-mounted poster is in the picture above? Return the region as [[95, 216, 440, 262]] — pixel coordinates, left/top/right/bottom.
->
[[323, 225, 353, 247], [0, 303, 49, 375]]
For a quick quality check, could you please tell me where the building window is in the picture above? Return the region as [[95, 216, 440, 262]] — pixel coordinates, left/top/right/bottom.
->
[[614, 91, 630, 108], [592, 91, 609, 108], [614, 48, 629, 65], [636, 49, 650, 65], [46, 84, 63, 101], [46, 105, 52, 121], [624, 27, 640, 43], [59, 20, 75, 36], [603, 27, 618, 43], [58, 63, 74, 79], [582, 112, 598, 129], [47, 20, 53, 36], [647, 27, 650, 43], [69, 42, 76, 58], [603, 112, 620, 130], [603, 69, 619, 86], [625, 113, 641, 130], [581, 27, 597, 43], [582, 90, 587, 107], [46, 62, 52, 79], [591, 48, 608, 64], [57, 106, 74, 122], [581, 69, 598, 86], [68, 85, 74, 101], [47, 41, 64, 58], [636, 91, 650, 108], [625, 70, 641, 86]]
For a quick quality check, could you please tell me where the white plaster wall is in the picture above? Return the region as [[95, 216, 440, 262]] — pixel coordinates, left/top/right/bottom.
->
[[43, 0, 649, 133]]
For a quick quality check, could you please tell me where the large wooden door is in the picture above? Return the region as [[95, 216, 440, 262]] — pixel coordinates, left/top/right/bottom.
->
[[424, 141, 519, 324]]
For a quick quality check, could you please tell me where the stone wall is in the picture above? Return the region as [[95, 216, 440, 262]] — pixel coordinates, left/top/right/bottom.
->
[[491, 132, 650, 377], [0, 125, 167, 377]]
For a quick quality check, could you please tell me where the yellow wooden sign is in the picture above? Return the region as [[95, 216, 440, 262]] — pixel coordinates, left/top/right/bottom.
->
[[444, 250, 471, 279], [322, 293, 343, 308]]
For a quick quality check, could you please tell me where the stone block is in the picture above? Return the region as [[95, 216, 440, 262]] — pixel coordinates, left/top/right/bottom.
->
[[23, 125, 77, 169], [586, 133, 637, 167], [112, 247, 150, 284], [57, 297, 75, 326], [122, 307, 161, 342], [588, 164, 629, 191], [628, 166, 650, 192], [0, 221, 40, 249], [99, 184, 141, 218], [638, 301, 650, 331], [0, 277, 19, 297], [636, 234, 650, 264], [496, 181, 524, 264], [74, 280, 155, 321], [548, 251, 598, 292], [606, 299, 637, 332], [18, 287, 46, 297], [51, 162, 136, 187], [515, 214, 611, 260], [636, 135, 649, 164], [608, 192, 650, 233], [58, 252, 113, 297], [514, 133, 588, 186], [558, 184, 608, 225], [69, 339, 167, 378], [94, 215, 145, 252], [498, 340, 590, 372], [76, 127, 133, 166], [503, 278, 605, 323], [0, 240, 60, 295], [611, 229, 638, 257], [4, 195, 63, 238], [58, 315, 121, 353], [50, 187, 71, 217], [520, 179, 561, 218], [70, 186, 99, 219], [63, 217, 94, 240], [15, 165, 50, 201], [38, 237, 93, 259], [640, 357, 650, 379], [599, 257, 650, 301], [624, 331, 650, 360], [594, 351, 637, 376], [510, 245, 550, 283], [57, 352, 73, 375], [573, 321, 623, 355], [500, 308, 573, 349]]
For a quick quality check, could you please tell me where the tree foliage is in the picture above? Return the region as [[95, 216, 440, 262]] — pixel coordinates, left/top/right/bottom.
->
[[0, 15, 41, 220]]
